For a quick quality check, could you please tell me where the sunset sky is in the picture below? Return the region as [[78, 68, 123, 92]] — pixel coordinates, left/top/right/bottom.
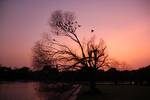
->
[[0, 0, 150, 69]]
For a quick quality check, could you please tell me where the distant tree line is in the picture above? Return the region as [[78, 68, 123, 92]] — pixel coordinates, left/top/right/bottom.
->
[[0, 64, 150, 85]]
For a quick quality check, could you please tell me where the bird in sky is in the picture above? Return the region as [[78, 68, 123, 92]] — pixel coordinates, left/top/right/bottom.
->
[[91, 29, 94, 33]]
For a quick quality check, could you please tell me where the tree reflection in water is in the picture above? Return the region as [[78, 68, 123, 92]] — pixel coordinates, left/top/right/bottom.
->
[[35, 82, 78, 100]]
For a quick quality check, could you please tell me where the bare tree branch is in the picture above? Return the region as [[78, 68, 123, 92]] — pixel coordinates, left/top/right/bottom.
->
[[32, 10, 109, 72]]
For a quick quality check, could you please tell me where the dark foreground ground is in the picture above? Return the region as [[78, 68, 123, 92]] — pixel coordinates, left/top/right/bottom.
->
[[77, 85, 150, 100]]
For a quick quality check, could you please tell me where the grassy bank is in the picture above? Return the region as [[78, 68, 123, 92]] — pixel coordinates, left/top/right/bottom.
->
[[77, 85, 150, 100]]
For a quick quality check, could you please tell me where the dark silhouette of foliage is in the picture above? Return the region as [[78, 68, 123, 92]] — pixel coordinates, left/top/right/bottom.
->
[[31, 10, 110, 92], [47, 10, 109, 91], [32, 39, 57, 70], [0, 64, 150, 86]]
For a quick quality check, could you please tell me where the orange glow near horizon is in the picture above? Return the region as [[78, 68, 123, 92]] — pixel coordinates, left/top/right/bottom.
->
[[0, 0, 150, 70]]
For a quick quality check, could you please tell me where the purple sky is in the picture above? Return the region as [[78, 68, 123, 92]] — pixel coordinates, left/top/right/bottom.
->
[[0, 0, 150, 69]]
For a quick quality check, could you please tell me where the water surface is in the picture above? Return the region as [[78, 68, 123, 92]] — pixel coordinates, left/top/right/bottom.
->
[[0, 82, 49, 100]]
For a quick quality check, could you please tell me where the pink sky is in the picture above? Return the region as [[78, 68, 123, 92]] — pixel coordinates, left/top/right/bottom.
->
[[0, 0, 150, 69]]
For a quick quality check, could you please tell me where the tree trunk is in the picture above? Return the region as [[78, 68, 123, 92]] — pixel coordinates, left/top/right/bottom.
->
[[89, 70, 97, 92], [90, 79, 96, 91]]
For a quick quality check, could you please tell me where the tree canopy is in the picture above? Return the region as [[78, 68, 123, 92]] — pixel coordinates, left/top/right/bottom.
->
[[33, 10, 109, 72]]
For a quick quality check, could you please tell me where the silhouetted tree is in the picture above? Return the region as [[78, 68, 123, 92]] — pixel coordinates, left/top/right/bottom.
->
[[47, 10, 109, 91], [32, 39, 55, 70]]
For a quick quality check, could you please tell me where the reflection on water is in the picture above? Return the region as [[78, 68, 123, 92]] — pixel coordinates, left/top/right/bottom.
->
[[36, 82, 77, 100], [36, 82, 62, 100], [0, 82, 77, 100], [0, 82, 62, 100], [0, 82, 41, 100]]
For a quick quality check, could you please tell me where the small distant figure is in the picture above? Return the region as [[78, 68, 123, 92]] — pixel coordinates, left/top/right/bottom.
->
[[91, 29, 94, 33]]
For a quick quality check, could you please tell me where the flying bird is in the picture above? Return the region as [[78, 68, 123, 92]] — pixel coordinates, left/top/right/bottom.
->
[[91, 29, 94, 33]]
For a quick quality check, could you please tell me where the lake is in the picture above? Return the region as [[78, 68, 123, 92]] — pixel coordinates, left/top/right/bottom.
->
[[0, 82, 61, 100], [0, 82, 80, 100]]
